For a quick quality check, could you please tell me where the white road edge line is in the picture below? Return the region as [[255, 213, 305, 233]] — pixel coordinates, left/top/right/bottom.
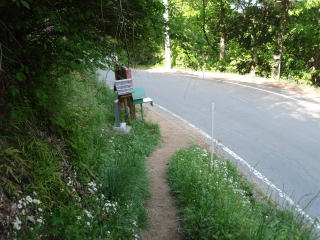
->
[[187, 71, 316, 105], [154, 103, 320, 231], [222, 80, 301, 102]]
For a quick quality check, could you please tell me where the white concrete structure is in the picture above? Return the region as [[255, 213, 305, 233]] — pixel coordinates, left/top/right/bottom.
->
[[163, 0, 171, 69]]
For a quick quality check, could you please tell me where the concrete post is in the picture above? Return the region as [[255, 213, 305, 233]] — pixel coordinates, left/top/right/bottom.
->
[[114, 99, 121, 127]]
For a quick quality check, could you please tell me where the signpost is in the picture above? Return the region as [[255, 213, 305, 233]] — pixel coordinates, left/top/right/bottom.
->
[[273, 54, 281, 80]]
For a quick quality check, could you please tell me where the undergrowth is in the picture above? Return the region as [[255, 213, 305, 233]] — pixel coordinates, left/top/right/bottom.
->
[[0, 70, 160, 239], [167, 146, 318, 240]]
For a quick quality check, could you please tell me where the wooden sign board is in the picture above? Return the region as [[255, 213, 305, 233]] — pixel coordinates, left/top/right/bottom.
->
[[114, 78, 134, 96]]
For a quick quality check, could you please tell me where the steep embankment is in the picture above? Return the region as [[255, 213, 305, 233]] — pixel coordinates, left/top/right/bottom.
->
[[0, 71, 160, 239]]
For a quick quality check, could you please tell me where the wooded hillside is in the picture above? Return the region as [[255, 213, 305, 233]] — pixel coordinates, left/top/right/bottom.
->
[[169, 0, 320, 86]]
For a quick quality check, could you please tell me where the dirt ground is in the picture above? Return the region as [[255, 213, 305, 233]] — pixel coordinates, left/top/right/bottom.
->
[[141, 106, 208, 240]]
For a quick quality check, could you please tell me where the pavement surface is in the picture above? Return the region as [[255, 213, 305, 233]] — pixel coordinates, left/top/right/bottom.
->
[[98, 68, 320, 221]]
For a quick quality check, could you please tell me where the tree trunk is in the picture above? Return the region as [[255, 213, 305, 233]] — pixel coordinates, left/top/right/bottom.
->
[[219, 0, 226, 60], [250, 29, 257, 76], [250, 55, 257, 76], [201, 0, 215, 52], [277, 0, 290, 55], [219, 31, 225, 60], [276, 0, 290, 78], [311, 44, 320, 86], [163, 0, 171, 69]]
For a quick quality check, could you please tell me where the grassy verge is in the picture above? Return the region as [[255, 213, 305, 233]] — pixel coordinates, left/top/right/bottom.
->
[[167, 146, 318, 240], [0, 70, 160, 239]]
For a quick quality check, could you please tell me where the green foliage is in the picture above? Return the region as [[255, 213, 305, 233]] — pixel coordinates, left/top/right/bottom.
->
[[1, 71, 160, 239], [0, 0, 164, 106], [169, 0, 320, 86], [1, 1, 163, 238], [0, 147, 27, 194], [167, 146, 318, 240]]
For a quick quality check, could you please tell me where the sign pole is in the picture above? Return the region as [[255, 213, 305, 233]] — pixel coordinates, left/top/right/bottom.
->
[[211, 102, 215, 162]]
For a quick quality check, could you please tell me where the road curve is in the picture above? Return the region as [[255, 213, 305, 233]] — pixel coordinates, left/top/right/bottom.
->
[[100, 69, 320, 220]]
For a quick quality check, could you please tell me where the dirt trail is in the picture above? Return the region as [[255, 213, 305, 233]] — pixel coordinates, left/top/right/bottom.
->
[[141, 106, 208, 240]]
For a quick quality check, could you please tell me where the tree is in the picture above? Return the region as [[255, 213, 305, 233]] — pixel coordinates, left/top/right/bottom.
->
[[168, 0, 319, 85], [284, 0, 320, 85], [0, 0, 164, 109]]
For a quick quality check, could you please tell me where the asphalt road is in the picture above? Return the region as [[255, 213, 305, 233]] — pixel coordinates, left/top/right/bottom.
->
[[99, 69, 320, 221]]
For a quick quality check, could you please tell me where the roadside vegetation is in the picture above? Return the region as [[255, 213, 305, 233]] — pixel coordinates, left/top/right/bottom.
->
[[1, 1, 162, 239], [0, 70, 160, 239], [167, 146, 318, 240]]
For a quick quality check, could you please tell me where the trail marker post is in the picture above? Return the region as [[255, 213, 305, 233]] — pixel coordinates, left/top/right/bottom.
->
[[211, 102, 215, 162]]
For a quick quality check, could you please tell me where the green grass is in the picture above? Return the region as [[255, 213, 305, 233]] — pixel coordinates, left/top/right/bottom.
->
[[167, 146, 318, 240], [1, 70, 160, 239]]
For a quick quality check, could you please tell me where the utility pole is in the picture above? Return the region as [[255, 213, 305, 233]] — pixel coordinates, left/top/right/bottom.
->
[[163, 0, 171, 69]]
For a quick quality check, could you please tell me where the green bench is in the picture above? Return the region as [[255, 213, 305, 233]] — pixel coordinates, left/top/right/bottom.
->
[[132, 88, 153, 119]]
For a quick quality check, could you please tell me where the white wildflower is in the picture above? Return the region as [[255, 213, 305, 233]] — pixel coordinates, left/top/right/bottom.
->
[[37, 217, 44, 224], [67, 179, 73, 187], [26, 196, 33, 203], [88, 181, 96, 187], [88, 188, 94, 194], [38, 208, 43, 212], [86, 222, 90, 226], [84, 210, 93, 218], [12, 217, 22, 230], [27, 216, 35, 223], [33, 199, 41, 204], [77, 216, 81, 220]]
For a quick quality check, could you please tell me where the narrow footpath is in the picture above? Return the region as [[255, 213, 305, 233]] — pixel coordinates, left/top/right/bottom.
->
[[141, 106, 208, 240]]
